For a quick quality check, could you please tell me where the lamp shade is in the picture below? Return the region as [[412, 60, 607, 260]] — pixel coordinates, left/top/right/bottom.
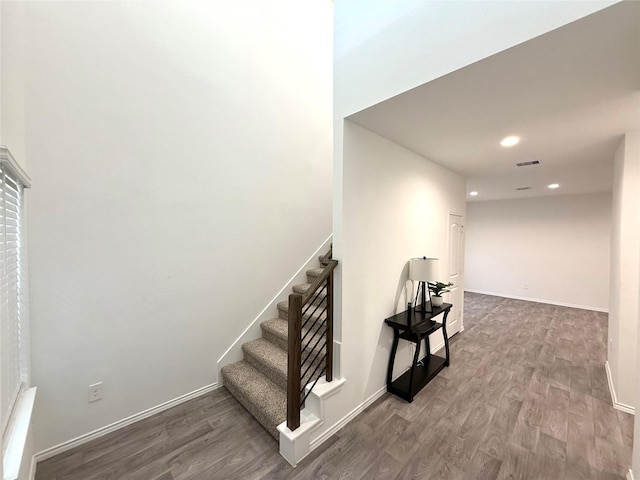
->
[[409, 257, 439, 282]]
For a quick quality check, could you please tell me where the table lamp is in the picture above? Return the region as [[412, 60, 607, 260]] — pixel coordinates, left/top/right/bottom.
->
[[409, 257, 439, 314]]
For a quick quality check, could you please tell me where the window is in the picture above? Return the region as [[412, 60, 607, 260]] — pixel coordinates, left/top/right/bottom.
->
[[0, 146, 31, 451]]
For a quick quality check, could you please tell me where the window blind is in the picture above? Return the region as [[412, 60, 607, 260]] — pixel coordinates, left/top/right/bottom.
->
[[0, 148, 30, 445]]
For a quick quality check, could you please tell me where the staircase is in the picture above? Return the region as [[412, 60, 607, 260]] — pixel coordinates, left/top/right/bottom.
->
[[221, 265, 327, 439]]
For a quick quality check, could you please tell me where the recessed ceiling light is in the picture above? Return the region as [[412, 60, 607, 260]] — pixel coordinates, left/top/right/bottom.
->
[[548, 183, 560, 189], [500, 136, 520, 147], [469, 191, 479, 196]]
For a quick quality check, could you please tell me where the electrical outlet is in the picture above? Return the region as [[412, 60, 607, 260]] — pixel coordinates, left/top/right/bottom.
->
[[88, 382, 103, 403], [523, 283, 529, 290]]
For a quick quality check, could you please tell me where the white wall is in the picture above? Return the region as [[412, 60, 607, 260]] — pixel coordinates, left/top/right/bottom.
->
[[10, 0, 333, 452], [338, 119, 465, 405], [609, 132, 640, 410], [634, 139, 640, 477], [327, 0, 623, 450], [2, 4, 33, 478], [465, 193, 612, 311], [334, 0, 618, 118], [0, 0, 27, 165], [333, 0, 620, 279], [1, 1, 3, 470], [1, 7, 3, 479]]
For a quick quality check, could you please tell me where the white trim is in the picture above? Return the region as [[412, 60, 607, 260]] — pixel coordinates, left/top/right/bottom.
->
[[278, 412, 321, 467], [304, 377, 346, 435], [310, 383, 387, 452], [448, 210, 466, 336], [430, 339, 445, 356], [3, 388, 36, 480], [307, 332, 453, 454], [605, 361, 635, 415], [0, 146, 31, 188], [627, 468, 634, 480], [28, 456, 37, 480], [278, 378, 346, 466], [465, 289, 608, 313], [217, 235, 333, 371], [34, 383, 221, 462]]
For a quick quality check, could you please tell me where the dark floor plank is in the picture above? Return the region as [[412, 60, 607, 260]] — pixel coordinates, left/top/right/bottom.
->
[[35, 293, 633, 480]]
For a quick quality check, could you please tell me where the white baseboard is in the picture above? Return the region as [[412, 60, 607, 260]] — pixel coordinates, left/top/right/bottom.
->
[[3, 387, 37, 480], [34, 383, 221, 463], [464, 289, 608, 313], [431, 339, 445, 355], [279, 378, 346, 466], [309, 383, 387, 452], [29, 455, 37, 480], [605, 361, 635, 415], [308, 336, 448, 453], [627, 468, 634, 480]]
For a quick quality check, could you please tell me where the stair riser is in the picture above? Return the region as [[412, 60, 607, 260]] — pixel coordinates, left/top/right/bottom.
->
[[293, 283, 327, 294], [262, 327, 288, 351], [243, 346, 288, 390], [279, 289, 327, 310], [242, 343, 325, 394], [221, 256, 332, 446], [278, 310, 328, 322], [261, 321, 327, 357], [306, 269, 325, 283], [278, 303, 328, 321], [222, 377, 280, 440]]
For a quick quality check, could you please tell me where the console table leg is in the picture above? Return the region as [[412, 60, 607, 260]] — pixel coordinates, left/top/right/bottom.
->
[[386, 329, 400, 389], [424, 335, 431, 364], [407, 334, 421, 402], [442, 311, 450, 367]]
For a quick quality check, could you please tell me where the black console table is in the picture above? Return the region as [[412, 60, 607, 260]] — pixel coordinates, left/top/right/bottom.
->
[[384, 303, 452, 402]]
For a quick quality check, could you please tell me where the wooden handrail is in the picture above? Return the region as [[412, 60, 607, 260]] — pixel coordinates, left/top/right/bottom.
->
[[319, 246, 333, 265], [301, 259, 338, 305], [287, 249, 337, 431]]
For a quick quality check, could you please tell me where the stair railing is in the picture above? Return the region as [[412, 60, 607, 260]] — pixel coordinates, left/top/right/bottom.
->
[[287, 248, 338, 431]]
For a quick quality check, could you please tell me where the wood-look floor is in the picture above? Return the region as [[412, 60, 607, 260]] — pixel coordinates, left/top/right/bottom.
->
[[36, 293, 633, 479]]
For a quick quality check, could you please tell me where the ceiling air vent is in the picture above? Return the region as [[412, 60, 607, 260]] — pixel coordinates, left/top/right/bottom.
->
[[516, 160, 540, 167], [516, 186, 532, 191]]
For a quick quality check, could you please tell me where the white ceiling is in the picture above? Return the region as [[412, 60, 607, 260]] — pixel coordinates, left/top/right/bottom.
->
[[348, 2, 640, 202]]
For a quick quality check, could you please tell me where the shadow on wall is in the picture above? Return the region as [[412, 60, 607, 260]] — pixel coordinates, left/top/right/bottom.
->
[[363, 260, 419, 401], [394, 261, 413, 312]]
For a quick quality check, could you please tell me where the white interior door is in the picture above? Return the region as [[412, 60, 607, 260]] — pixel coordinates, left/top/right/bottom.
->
[[446, 213, 465, 335]]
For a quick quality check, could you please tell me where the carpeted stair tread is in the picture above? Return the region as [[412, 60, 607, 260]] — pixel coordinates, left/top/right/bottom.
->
[[242, 338, 287, 390], [261, 318, 289, 351], [221, 250, 333, 443], [261, 317, 326, 347], [306, 267, 325, 282], [221, 360, 286, 439], [292, 283, 328, 304], [277, 299, 327, 321], [292, 283, 312, 294], [292, 282, 328, 293], [260, 318, 327, 368]]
